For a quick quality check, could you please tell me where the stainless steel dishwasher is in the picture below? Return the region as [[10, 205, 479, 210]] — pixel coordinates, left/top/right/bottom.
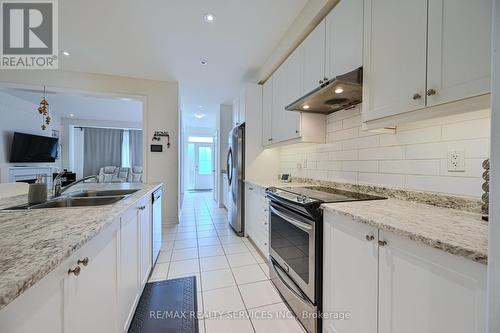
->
[[152, 187, 162, 264]]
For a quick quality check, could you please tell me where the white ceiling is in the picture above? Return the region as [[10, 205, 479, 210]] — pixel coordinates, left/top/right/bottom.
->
[[1, 88, 143, 123], [57, 0, 309, 128]]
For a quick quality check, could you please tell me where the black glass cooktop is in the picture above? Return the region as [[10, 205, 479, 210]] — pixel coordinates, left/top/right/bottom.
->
[[275, 186, 386, 204]]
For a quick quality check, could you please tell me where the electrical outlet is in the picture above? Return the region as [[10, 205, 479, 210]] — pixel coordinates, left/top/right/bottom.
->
[[447, 150, 465, 172]]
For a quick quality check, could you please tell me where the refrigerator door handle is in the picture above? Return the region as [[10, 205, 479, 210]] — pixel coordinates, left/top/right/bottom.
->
[[227, 147, 233, 185]]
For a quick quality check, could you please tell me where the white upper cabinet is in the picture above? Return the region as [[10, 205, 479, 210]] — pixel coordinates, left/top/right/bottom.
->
[[232, 97, 240, 127], [426, 0, 492, 107], [325, 0, 363, 79], [363, 0, 428, 121], [301, 20, 326, 94], [272, 47, 302, 142], [363, 0, 492, 125], [262, 77, 273, 146]]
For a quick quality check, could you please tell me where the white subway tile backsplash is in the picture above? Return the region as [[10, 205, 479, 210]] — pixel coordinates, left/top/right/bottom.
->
[[342, 136, 380, 150], [342, 115, 362, 129], [441, 118, 490, 141], [330, 150, 358, 161], [405, 175, 482, 197], [358, 173, 405, 188], [358, 146, 405, 160], [328, 171, 358, 183], [280, 108, 490, 198], [342, 161, 379, 173], [379, 160, 440, 176]]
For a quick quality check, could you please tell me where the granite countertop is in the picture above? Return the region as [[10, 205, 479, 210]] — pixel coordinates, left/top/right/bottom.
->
[[0, 182, 162, 310], [322, 199, 488, 264]]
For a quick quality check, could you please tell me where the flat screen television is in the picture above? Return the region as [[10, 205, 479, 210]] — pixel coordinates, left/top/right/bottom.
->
[[9, 132, 59, 163]]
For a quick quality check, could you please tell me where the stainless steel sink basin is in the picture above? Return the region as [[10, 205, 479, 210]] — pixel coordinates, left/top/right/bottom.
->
[[3, 196, 126, 210], [66, 189, 139, 198]]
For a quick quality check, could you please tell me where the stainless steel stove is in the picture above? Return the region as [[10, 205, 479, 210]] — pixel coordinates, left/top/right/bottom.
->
[[265, 186, 385, 333]]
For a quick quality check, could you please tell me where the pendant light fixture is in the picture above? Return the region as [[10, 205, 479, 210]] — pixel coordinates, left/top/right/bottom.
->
[[37, 86, 51, 130]]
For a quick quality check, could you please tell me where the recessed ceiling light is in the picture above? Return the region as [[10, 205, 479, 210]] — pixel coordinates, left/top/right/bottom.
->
[[120, 97, 132, 101], [62, 51, 70, 56], [69, 113, 75, 117], [203, 13, 216, 23], [199, 105, 203, 108], [194, 113, 206, 119], [334, 87, 344, 94], [303, 105, 310, 110], [200, 60, 208, 65]]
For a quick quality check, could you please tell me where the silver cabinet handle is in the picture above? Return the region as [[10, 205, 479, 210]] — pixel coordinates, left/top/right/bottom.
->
[[268, 138, 273, 142], [412, 93, 422, 100], [138, 205, 146, 211], [427, 89, 436, 96], [68, 265, 81, 276], [77, 257, 89, 266], [378, 240, 387, 247], [249, 187, 253, 191], [366, 235, 375, 241]]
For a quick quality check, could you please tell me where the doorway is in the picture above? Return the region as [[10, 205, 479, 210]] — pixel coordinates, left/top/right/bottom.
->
[[187, 136, 214, 190]]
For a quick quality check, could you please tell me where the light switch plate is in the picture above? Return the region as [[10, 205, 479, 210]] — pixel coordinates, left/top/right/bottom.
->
[[447, 150, 465, 172]]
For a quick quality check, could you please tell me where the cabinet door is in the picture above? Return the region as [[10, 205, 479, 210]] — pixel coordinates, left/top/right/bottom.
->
[[262, 78, 273, 146], [66, 224, 119, 333], [325, 0, 363, 79], [378, 231, 486, 333], [323, 212, 378, 333], [301, 20, 326, 94], [232, 97, 240, 126], [139, 197, 152, 285], [363, 0, 427, 121], [118, 208, 140, 332], [272, 48, 301, 142], [426, 0, 491, 107], [245, 184, 257, 239], [239, 92, 246, 124]]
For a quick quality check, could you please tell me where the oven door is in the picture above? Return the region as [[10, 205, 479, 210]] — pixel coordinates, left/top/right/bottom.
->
[[269, 202, 316, 303]]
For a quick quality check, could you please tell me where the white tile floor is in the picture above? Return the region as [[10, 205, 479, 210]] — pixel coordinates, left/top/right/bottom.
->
[[149, 191, 306, 333]]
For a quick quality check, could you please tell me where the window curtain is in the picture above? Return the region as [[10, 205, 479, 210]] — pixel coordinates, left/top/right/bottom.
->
[[83, 127, 123, 176], [129, 130, 143, 167]]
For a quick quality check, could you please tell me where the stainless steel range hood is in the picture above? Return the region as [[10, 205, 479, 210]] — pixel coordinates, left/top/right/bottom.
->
[[285, 67, 363, 114]]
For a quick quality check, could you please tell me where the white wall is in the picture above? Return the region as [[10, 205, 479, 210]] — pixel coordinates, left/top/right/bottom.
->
[[0, 70, 179, 223], [279, 105, 490, 198], [217, 104, 232, 206], [0, 90, 62, 178]]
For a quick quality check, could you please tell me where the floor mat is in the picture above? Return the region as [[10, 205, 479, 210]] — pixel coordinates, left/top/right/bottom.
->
[[128, 277, 198, 333]]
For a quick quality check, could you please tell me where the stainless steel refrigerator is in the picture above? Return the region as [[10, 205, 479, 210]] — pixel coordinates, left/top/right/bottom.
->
[[226, 123, 245, 236]]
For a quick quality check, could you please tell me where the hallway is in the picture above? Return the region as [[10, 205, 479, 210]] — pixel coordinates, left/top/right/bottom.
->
[[149, 191, 305, 333]]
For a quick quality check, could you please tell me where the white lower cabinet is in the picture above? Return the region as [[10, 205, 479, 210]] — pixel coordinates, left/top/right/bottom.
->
[[0, 189, 158, 333], [139, 197, 152, 286], [245, 184, 269, 257], [378, 230, 486, 333], [323, 211, 486, 333], [323, 212, 378, 333], [66, 222, 119, 333]]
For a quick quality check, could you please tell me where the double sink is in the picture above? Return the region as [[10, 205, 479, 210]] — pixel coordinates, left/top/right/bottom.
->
[[4, 189, 139, 210]]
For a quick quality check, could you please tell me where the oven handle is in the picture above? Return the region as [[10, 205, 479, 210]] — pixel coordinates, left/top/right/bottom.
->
[[270, 205, 312, 232], [271, 258, 311, 305]]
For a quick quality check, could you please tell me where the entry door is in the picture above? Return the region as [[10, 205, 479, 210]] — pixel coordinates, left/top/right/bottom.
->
[[194, 143, 214, 190]]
